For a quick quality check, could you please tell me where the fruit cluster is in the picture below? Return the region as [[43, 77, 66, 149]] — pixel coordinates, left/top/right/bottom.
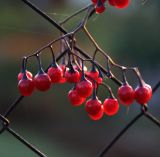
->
[[18, 52, 152, 121], [91, 0, 130, 14], [17, 0, 152, 121]]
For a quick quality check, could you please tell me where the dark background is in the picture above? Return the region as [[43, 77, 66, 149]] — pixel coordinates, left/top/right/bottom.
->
[[0, 0, 160, 157]]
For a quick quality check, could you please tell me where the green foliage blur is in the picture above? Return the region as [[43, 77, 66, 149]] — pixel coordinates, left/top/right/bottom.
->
[[0, 0, 160, 157]]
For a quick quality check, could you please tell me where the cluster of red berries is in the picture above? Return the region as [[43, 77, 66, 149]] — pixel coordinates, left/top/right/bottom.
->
[[17, 57, 152, 121], [91, 0, 130, 14]]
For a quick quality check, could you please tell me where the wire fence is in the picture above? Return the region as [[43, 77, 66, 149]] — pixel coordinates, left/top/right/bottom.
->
[[1, 0, 160, 157]]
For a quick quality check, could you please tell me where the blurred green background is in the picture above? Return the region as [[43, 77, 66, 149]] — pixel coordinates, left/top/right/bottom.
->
[[0, 0, 160, 157]]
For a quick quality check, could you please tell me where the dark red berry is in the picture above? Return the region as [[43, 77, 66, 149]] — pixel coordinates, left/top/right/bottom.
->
[[85, 98, 103, 116], [135, 84, 152, 104], [65, 69, 80, 83], [34, 73, 51, 91], [68, 89, 86, 106], [118, 84, 135, 106], [18, 70, 32, 81], [47, 65, 63, 83], [18, 78, 34, 96], [89, 105, 104, 121], [76, 79, 93, 98], [103, 98, 119, 116]]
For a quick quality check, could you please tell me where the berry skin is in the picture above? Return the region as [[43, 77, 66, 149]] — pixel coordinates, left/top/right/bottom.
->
[[89, 105, 104, 121], [86, 69, 103, 88], [135, 84, 152, 105], [118, 84, 135, 106], [34, 73, 51, 91], [59, 64, 67, 84], [85, 98, 103, 116], [47, 65, 63, 83], [76, 79, 93, 98], [68, 89, 86, 106], [114, 0, 130, 9], [103, 98, 119, 116], [65, 69, 80, 83], [18, 78, 34, 96], [108, 0, 130, 8], [18, 70, 32, 81]]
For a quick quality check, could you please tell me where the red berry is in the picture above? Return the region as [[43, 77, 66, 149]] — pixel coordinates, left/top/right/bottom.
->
[[34, 73, 51, 91], [114, 0, 130, 9], [47, 66, 63, 83], [18, 70, 32, 81], [103, 98, 119, 116], [18, 78, 34, 96], [89, 105, 104, 121], [95, 4, 106, 14], [86, 70, 103, 88], [65, 69, 80, 83], [135, 84, 152, 104], [68, 89, 86, 106], [118, 84, 135, 106], [76, 79, 93, 98], [85, 98, 103, 116]]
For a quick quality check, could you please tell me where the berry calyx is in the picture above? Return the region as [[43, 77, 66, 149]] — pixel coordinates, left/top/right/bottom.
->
[[135, 84, 152, 105], [103, 98, 119, 116], [47, 64, 63, 83], [76, 78, 93, 98], [68, 88, 86, 106], [18, 70, 33, 81], [118, 83, 135, 106], [34, 70, 51, 91], [85, 97, 103, 116]]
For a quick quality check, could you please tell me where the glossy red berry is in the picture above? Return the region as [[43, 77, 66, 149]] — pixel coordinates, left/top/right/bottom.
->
[[18, 70, 32, 81], [114, 0, 130, 9], [118, 84, 135, 106], [89, 105, 104, 121], [103, 98, 119, 116], [135, 84, 152, 104], [34, 73, 51, 91], [76, 79, 93, 98], [18, 78, 34, 96], [85, 98, 103, 116], [86, 69, 103, 88], [65, 69, 80, 83], [68, 89, 86, 106], [47, 65, 63, 83]]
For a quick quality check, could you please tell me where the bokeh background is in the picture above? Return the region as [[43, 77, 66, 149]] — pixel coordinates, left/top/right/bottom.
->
[[0, 0, 160, 157]]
